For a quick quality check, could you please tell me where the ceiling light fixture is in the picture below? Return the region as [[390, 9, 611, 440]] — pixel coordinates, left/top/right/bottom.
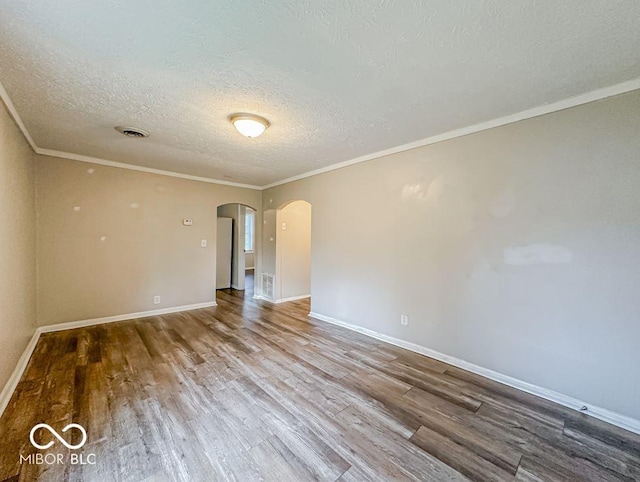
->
[[229, 113, 270, 138]]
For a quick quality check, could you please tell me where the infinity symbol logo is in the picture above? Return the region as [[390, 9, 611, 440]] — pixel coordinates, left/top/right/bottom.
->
[[29, 423, 87, 450]]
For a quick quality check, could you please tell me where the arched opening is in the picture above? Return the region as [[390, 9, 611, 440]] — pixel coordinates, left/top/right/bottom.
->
[[259, 200, 312, 306], [216, 203, 257, 300]]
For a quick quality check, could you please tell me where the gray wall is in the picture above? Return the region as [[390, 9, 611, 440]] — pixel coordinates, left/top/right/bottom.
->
[[37, 156, 260, 326], [276, 201, 311, 299], [262, 90, 640, 420], [262, 209, 278, 280], [0, 101, 36, 392]]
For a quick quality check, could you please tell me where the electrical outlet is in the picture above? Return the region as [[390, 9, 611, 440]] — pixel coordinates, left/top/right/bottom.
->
[[400, 314, 408, 326], [153, 296, 161, 305]]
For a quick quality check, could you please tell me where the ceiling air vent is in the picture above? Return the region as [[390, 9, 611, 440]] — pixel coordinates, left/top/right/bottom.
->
[[115, 126, 150, 138]]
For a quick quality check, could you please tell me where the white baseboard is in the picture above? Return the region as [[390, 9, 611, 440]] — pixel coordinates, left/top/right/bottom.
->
[[0, 330, 40, 418], [6, 303, 637, 435], [253, 294, 274, 303], [308, 312, 640, 435], [253, 294, 310, 304], [0, 301, 217, 418], [39, 301, 218, 333], [275, 294, 311, 304]]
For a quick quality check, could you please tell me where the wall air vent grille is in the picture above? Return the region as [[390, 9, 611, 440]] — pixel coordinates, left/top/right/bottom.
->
[[262, 273, 275, 300]]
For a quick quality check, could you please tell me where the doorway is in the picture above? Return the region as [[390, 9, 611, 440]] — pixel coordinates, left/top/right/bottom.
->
[[260, 200, 311, 303], [216, 203, 256, 297]]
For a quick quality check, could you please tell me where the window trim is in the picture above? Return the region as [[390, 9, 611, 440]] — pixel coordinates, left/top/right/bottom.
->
[[244, 210, 255, 253]]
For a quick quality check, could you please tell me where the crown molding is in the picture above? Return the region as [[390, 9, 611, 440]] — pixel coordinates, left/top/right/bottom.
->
[[36, 148, 263, 190], [0, 79, 262, 190], [261, 77, 640, 189], [3, 77, 639, 192], [0, 80, 38, 152]]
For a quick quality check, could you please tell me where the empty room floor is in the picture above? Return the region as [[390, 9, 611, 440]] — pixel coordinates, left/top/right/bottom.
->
[[1, 284, 639, 481]]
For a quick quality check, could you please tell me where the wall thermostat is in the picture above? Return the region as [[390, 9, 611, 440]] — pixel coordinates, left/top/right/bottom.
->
[[183, 219, 193, 226]]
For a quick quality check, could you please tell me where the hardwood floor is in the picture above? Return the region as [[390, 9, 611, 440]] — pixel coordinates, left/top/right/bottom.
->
[[1, 277, 639, 481]]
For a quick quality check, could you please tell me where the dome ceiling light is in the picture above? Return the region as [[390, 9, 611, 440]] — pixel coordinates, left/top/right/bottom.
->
[[229, 113, 270, 138]]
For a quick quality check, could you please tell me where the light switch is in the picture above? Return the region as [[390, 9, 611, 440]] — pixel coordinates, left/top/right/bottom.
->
[[201, 239, 207, 247]]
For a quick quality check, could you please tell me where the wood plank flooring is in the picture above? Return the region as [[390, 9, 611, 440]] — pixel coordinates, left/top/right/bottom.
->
[[1, 276, 639, 481]]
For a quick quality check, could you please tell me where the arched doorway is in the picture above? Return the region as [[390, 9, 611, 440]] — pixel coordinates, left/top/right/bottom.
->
[[259, 200, 311, 304], [216, 203, 257, 298]]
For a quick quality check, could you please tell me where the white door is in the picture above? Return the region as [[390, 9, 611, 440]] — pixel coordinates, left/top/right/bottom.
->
[[216, 217, 233, 289]]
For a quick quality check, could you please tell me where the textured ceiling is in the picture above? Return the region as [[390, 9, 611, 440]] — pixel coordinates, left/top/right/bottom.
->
[[1, 1, 640, 187]]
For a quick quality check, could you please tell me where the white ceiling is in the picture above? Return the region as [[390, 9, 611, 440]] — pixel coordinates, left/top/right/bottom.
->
[[1, 1, 639, 187]]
